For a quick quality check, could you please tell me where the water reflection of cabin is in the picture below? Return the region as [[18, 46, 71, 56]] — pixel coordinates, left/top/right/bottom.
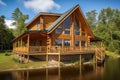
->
[[13, 5, 105, 63]]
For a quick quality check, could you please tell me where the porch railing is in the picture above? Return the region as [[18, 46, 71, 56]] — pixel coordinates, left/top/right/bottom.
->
[[30, 46, 47, 53], [13, 46, 105, 55]]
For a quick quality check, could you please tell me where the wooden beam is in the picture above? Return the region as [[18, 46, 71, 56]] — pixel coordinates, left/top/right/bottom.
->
[[46, 53, 48, 66], [80, 54, 82, 65], [27, 34, 30, 53], [58, 46, 61, 66], [70, 13, 74, 50]]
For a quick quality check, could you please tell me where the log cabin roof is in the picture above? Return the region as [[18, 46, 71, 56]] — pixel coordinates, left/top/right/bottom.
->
[[25, 12, 61, 28]]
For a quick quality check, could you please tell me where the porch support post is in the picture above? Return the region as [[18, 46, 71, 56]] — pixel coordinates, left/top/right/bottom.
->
[[46, 53, 48, 66], [18, 40, 20, 52], [58, 46, 61, 66], [21, 38, 22, 52], [27, 33, 30, 53], [80, 54, 82, 65], [70, 13, 75, 50], [27, 55, 29, 63], [46, 33, 50, 66]]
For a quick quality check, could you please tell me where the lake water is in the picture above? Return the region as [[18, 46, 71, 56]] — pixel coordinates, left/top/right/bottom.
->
[[0, 58, 120, 80]]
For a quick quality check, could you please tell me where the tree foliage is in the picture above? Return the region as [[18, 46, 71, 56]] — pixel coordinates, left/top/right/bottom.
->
[[12, 8, 29, 37], [0, 15, 14, 50], [86, 7, 120, 54]]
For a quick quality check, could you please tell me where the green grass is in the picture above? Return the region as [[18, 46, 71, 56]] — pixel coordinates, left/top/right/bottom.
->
[[105, 51, 119, 58], [0, 53, 46, 71]]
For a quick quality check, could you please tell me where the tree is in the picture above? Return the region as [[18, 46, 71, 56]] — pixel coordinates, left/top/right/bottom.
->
[[86, 7, 120, 54], [0, 15, 14, 51], [0, 15, 6, 50], [86, 10, 97, 33], [12, 8, 29, 37]]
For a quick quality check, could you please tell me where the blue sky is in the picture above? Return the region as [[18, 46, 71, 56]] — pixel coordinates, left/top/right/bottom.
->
[[0, 0, 120, 28]]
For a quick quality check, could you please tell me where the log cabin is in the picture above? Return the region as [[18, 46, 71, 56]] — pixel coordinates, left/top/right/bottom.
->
[[13, 5, 105, 64]]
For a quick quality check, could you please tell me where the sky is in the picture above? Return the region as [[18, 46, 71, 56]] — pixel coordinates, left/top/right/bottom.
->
[[0, 0, 120, 29]]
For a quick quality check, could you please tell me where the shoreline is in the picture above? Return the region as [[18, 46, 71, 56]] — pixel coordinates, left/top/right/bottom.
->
[[0, 61, 97, 72], [0, 55, 120, 72]]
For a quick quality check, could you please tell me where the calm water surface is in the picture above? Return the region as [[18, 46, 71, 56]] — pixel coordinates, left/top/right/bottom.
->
[[0, 58, 120, 80]]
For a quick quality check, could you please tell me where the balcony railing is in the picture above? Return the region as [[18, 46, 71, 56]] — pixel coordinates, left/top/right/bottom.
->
[[13, 46, 104, 55]]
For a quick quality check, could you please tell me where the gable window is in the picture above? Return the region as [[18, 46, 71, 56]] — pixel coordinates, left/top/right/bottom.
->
[[55, 29, 62, 34], [64, 30, 70, 34], [74, 19, 80, 36], [64, 17, 70, 34], [64, 39, 70, 46], [74, 19, 80, 30], [36, 21, 40, 30], [55, 39, 62, 46], [64, 17, 70, 29], [55, 24, 62, 34], [75, 40, 80, 46]]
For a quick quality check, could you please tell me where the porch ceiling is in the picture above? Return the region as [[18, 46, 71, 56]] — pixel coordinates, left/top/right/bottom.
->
[[29, 32, 47, 41]]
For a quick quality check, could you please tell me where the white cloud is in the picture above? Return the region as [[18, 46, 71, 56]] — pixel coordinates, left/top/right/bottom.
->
[[23, 0, 60, 13], [0, 0, 6, 6], [5, 20, 16, 29]]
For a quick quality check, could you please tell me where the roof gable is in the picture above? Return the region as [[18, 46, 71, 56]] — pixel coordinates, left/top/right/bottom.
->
[[25, 12, 61, 28], [46, 4, 94, 37], [46, 4, 79, 33]]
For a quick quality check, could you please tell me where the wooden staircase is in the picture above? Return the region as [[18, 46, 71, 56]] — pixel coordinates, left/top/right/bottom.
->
[[95, 46, 105, 62]]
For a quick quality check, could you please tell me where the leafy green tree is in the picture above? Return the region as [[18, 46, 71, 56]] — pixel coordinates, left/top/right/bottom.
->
[[86, 10, 97, 33], [0, 15, 14, 51], [86, 7, 120, 54], [12, 8, 29, 37]]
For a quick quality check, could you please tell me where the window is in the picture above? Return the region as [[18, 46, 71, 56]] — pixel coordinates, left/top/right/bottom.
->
[[55, 39, 62, 46], [75, 32, 80, 35], [64, 30, 70, 34], [75, 40, 80, 46], [81, 41, 86, 47], [55, 29, 62, 34], [64, 39, 70, 46], [58, 24, 62, 28], [74, 19, 80, 30], [64, 17, 70, 29], [55, 24, 62, 34], [36, 21, 40, 30], [64, 17, 70, 34], [74, 19, 80, 36]]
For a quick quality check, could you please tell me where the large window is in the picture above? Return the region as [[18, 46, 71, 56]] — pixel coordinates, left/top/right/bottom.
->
[[36, 21, 40, 30], [64, 17, 70, 29], [64, 39, 70, 46], [64, 17, 70, 34], [55, 25, 62, 34], [74, 19, 80, 30], [74, 19, 80, 36], [55, 39, 62, 46], [75, 40, 80, 46]]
